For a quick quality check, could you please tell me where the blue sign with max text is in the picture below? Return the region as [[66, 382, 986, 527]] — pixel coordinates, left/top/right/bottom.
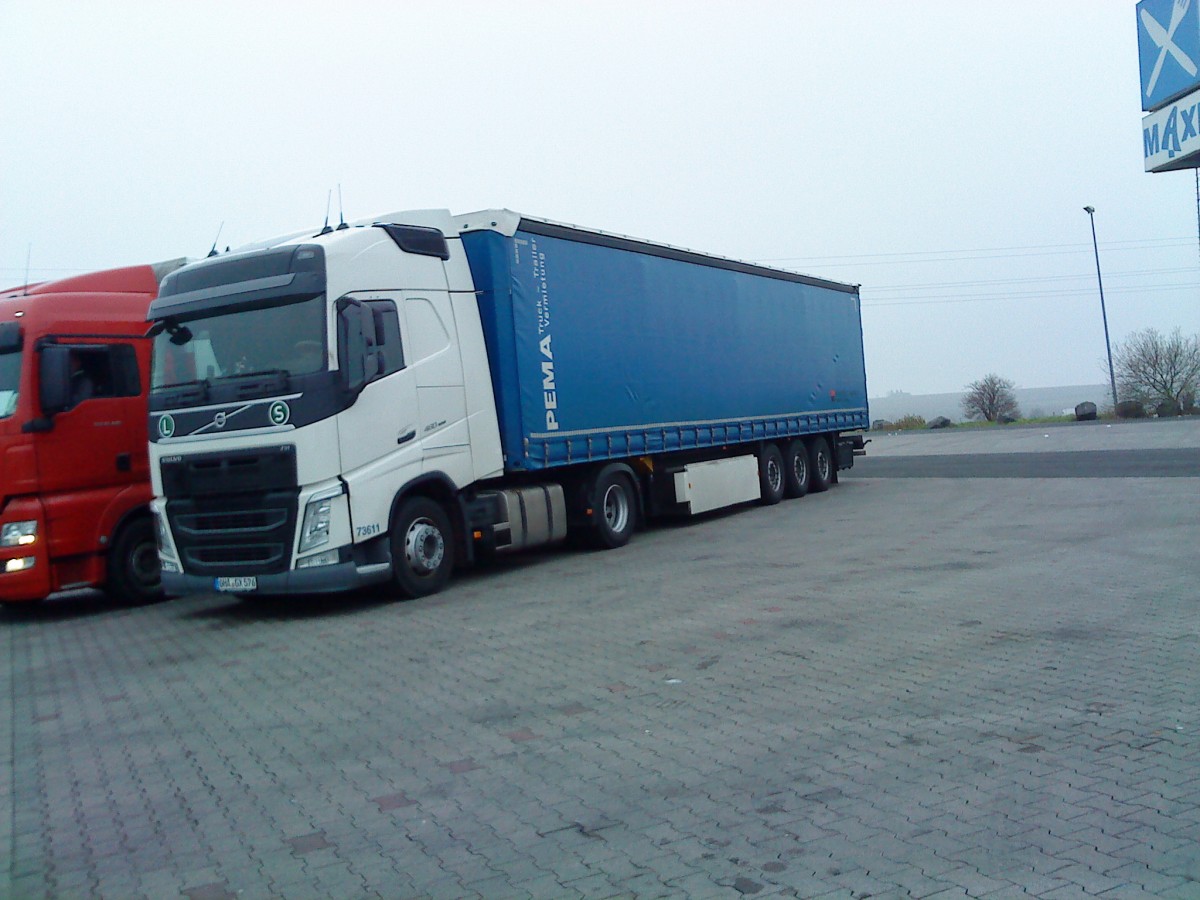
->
[[1138, 0, 1200, 111]]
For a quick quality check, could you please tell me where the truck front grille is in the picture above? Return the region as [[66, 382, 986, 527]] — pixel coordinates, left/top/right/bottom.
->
[[161, 445, 300, 576], [167, 490, 298, 576], [186, 543, 286, 569], [174, 509, 289, 536]]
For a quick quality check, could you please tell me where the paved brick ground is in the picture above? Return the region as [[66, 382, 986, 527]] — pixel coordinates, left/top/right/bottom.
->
[[3, 460, 1198, 897]]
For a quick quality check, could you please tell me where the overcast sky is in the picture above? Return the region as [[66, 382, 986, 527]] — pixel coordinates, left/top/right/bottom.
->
[[2, 1, 1197, 396]]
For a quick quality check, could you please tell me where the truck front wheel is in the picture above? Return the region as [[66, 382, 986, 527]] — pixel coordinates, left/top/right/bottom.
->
[[588, 470, 636, 549], [391, 497, 455, 598], [106, 517, 164, 605]]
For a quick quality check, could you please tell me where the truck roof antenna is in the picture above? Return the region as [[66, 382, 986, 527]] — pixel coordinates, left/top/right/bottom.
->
[[22, 243, 31, 296], [207, 222, 225, 258], [336, 184, 348, 230], [319, 190, 333, 235]]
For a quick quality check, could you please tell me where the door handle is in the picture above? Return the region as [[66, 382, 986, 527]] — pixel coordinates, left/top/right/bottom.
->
[[116, 453, 131, 472], [397, 429, 416, 446]]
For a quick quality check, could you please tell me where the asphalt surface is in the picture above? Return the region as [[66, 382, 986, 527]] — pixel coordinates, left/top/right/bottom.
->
[[3, 418, 1199, 898]]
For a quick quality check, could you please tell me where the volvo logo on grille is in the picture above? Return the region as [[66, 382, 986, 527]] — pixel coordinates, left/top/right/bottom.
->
[[213, 411, 228, 429]]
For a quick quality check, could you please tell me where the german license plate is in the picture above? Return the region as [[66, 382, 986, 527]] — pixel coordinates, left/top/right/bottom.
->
[[214, 576, 257, 592]]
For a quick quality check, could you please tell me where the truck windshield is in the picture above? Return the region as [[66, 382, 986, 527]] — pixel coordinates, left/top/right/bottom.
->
[[151, 294, 326, 389], [0, 350, 19, 419]]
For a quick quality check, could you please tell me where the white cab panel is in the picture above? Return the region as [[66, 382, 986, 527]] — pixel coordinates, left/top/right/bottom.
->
[[449, 291, 504, 481], [401, 293, 475, 485]]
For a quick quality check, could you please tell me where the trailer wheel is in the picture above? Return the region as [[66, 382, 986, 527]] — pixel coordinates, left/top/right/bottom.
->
[[106, 517, 164, 605], [758, 444, 785, 505], [391, 497, 455, 598], [807, 437, 833, 493], [589, 470, 636, 549], [784, 440, 810, 498]]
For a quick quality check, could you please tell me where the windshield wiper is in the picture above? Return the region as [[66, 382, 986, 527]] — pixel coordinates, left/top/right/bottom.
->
[[210, 369, 291, 401], [213, 368, 290, 382], [152, 378, 211, 406]]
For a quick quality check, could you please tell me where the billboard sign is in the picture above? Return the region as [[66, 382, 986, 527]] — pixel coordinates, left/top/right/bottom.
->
[[1137, 0, 1200, 111], [1143, 83, 1200, 170]]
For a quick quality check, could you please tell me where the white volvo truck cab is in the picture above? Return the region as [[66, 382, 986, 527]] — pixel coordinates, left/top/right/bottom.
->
[[147, 212, 510, 598]]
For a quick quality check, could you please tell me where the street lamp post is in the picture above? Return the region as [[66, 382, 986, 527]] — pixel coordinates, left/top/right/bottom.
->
[[1083, 206, 1119, 411]]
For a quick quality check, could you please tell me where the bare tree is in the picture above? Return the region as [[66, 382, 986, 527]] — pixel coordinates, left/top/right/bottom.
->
[[961, 374, 1020, 422], [1112, 327, 1200, 414]]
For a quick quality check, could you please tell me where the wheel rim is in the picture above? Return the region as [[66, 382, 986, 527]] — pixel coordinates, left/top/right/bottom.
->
[[817, 449, 831, 481], [766, 457, 783, 493], [404, 518, 445, 574], [602, 483, 630, 533], [793, 453, 807, 486], [130, 540, 160, 589]]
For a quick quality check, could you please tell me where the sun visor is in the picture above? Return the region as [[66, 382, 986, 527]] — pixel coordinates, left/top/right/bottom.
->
[[147, 245, 326, 321]]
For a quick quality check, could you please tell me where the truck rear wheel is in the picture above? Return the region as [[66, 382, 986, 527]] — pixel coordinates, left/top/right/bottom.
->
[[807, 437, 833, 493], [106, 517, 164, 605], [784, 440, 810, 498], [758, 444, 785, 505], [391, 497, 455, 598], [588, 469, 636, 549]]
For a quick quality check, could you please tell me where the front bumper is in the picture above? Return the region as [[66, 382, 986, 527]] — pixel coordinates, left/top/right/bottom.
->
[[163, 560, 390, 597]]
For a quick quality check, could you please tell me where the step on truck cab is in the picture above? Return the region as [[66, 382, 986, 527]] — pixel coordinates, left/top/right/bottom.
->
[[0, 261, 185, 604], [146, 210, 868, 600]]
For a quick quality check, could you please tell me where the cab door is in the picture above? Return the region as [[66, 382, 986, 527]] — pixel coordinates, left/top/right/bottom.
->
[[335, 292, 422, 543], [337, 292, 420, 474], [34, 341, 145, 559]]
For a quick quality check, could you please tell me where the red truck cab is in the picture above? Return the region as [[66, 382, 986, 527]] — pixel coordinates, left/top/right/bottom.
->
[[0, 261, 185, 604]]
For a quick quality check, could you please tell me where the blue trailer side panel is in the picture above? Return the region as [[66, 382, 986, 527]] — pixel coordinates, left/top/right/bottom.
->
[[461, 226, 868, 471]]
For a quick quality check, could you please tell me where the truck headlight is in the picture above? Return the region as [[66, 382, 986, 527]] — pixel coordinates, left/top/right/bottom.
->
[[1, 521, 37, 547], [299, 497, 333, 553], [154, 511, 175, 558]]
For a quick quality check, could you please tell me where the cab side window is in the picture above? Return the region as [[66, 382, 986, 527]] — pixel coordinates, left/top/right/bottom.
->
[[68, 345, 140, 407]]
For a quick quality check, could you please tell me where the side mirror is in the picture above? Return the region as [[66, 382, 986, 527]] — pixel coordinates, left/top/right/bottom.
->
[[336, 299, 372, 393], [38, 345, 72, 416]]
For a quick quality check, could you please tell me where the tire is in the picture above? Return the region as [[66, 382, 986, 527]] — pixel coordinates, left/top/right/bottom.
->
[[757, 443, 785, 505], [391, 497, 455, 598], [807, 437, 833, 493], [105, 517, 164, 605], [784, 440, 810, 498], [588, 469, 637, 549]]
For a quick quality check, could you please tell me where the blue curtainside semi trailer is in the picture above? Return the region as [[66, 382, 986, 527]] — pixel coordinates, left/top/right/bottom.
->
[[460, 217, 869, 472], [147, 209, 869, 600]]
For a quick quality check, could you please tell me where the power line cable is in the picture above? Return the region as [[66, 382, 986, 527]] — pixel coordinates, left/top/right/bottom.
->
[[868, 265, 1199, 293], [758, 236, 1195, 264], [862, 280, 1200, 307]]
